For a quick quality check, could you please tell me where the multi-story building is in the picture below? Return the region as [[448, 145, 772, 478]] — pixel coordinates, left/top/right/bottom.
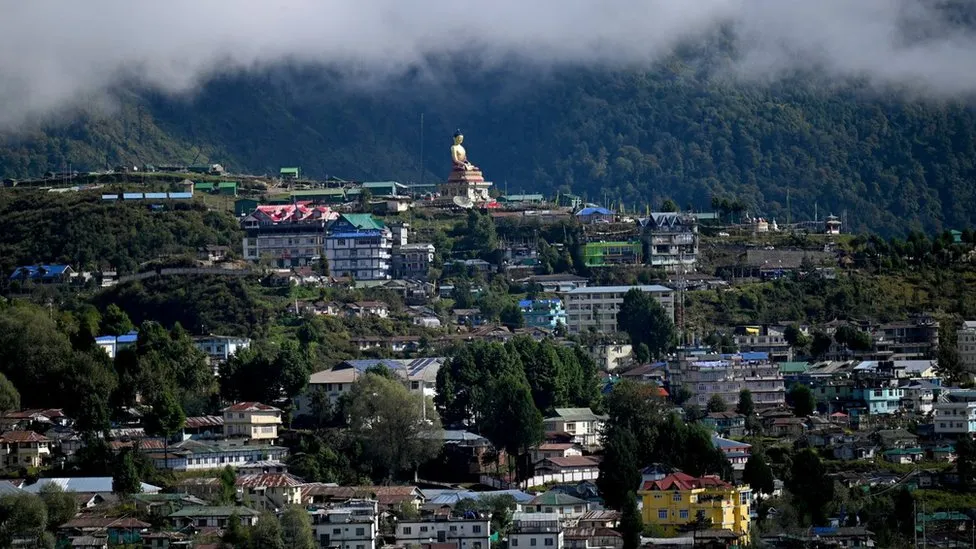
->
[[94, 331, 138, 359], [669, 352, 785, 410], [168, 506, 261, 529], [519, 299, 567, 331], [582, 241, 642, 267], [543, 408, 608, 449], [509, 512, 564, 549], [241, 204, 336, 267], [325, 214, 393, 281], [518, 492, 590, 523], [310, 499, 380, 549], [874, 317, 940, 359], [222, 402, 283, 444], [393, 243, 436, 280], [193, 335, 251, 364], [0, 431, 51, 468], [396, 516, 491, 549], [638, 471, 751, 539], [733, 326, 793, 362], [159, 439, 288, 472], [641, 213, 698, 272], [854, 386, 906, 415], [564, 285, 674, 335], [933, 390, 976, 437], [959, 321, 976, 374]]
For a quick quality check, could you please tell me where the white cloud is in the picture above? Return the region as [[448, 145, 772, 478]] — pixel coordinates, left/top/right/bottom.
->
[[1, 0, 974, 128]]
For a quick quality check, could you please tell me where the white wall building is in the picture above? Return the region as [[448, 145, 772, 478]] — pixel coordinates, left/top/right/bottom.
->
[[933, 390, 976, 436], [510, 512, 563, 549], [325, 214, 393, 281], [542, 408, 608, 449], [564, 285, 674, 335], [641, 212, 699, 272], [310, 499, 380, 549], [193, 336, 251, 363], [396, 517, 491, 549], [241, 204, 335, 267]]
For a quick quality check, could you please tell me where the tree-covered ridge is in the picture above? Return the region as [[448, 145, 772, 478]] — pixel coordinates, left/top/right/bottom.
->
[[0, 192, 241, 275], [1, 65, 976, 236]]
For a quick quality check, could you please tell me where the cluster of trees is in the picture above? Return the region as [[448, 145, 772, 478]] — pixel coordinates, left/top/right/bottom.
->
[[223, 507, 317, 549], [616, 289, 678, 360], [597, 381, 732, 510], [0, 192, 241, 276], [0, 485, 80, 548], [435, 337, 600, 477]]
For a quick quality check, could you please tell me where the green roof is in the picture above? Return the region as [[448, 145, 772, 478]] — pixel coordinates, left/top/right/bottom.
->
[[194, 182, 215, 191], [884, 448, 923, 455], [291, 189, 345, 197], [169, 506, 260, 518], [529, 491, 587, 506], [280, 167, 300, 174], [340, 213, 385, 230], [779, 362, 811, 374], [217, 181, 238, 189], [362, 181, 406, 189]]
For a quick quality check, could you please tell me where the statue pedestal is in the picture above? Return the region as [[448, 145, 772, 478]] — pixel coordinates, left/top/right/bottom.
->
[[440, 166, 492, 203]]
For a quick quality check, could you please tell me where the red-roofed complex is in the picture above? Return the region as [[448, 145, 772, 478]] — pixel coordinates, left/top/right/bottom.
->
[[242, 204, 337, 267], [638, 471, 751, 539]]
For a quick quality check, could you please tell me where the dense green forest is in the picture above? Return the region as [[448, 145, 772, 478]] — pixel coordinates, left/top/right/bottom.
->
[[1, 65, 975, 236], [0, 193, 241, 275]]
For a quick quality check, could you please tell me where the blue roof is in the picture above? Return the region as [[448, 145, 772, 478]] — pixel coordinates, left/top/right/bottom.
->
[[117, 333, 138, 344], [329, 232, 383, 239], [739, 352, 769, 361], [94, 336, 116, 344], [9, 265, 71, 281], [576, 206, 614, 216], [22, 477, 159, 494]]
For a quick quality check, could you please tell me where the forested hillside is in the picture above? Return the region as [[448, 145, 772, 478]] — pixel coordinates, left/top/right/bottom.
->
[[2, 64, 975, 236]]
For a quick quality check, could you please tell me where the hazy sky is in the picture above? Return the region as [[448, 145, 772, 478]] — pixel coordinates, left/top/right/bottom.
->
[[1, 0, 975, 128]]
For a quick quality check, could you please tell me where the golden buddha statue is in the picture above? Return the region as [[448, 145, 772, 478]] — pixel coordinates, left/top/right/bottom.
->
[[451, 130, 477, 171]]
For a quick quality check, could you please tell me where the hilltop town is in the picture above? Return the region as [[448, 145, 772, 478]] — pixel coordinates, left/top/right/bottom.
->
[[0, 142, 975, 549]]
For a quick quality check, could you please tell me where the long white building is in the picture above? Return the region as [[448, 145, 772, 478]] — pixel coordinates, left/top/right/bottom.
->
[[563, 285, 674, 334], [958, 321, 976, 374]]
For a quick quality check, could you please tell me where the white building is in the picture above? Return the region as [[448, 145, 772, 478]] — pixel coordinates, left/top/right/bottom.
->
[[325, 214, 393, 281], [641, 213, 699, 272], [542, 408, 608, 449], [510, 512, 563, 549], [393, 243, 436, 281], [396, 517, 491, 549], [958, 321, 976, 374], [518, 492, 590, 523], [563, 285, 674, 335], [669, 352, 786, 410], [235, 472, 304, 510], [933, 390, 976, 436], [310, 500, 380, 549], [193, 335, 251, 363]]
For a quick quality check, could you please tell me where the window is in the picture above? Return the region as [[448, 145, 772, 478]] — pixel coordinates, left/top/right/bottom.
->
[[658, 510, 668, 520], [472, 525, 482, 533], [450, 526, 457, 532], [403, 527, 412, 535], [673, 492, 682, 502], [333, 528, 341, 535], [544, 539, 554, 546], [420, 526, 428, 533], [474, 544, 483, 549], [530, 539, 537, 547], [511, 539, 518, 547], [679, 510, 689, 519]]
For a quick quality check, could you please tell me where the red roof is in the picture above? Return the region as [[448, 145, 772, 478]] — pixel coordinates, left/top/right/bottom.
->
[[222, 402, 280, 413], [184, 416, 224, 429], [640, 472, 731, 492], [0, 430, 50, 443], [2, 408, 65, 420], [235, 473, 304, 488], [537, 443, 576, 451], [251, 204, 334, 224]]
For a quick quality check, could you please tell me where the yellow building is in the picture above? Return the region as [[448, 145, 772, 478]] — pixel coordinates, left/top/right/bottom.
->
[[0, 431, 52, 469], [638, 472, 751, 538], [222, 402, 283, 444]]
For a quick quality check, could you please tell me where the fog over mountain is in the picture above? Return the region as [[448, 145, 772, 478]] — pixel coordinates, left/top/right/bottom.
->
[[2, 0, 976, 128]]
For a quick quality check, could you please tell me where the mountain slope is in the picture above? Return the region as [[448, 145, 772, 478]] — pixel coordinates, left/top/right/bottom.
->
[[1, 65, 975, 236]]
